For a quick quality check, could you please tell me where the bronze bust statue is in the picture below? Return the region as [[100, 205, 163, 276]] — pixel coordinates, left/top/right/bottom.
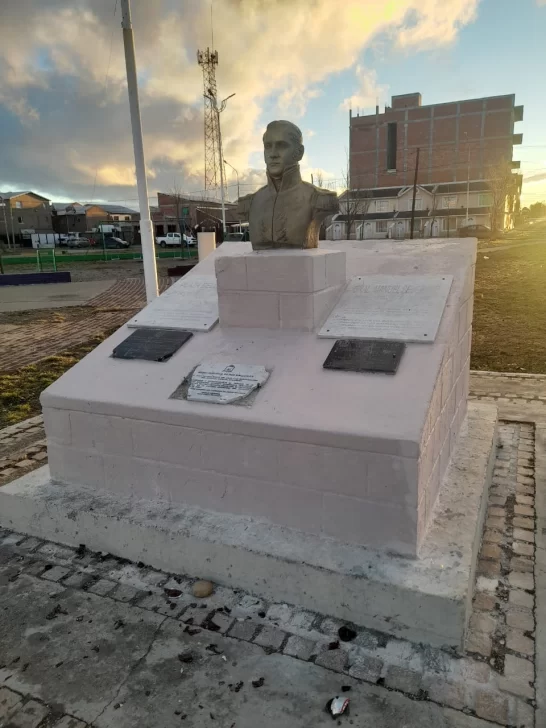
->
[[237, 120, 339, 250]]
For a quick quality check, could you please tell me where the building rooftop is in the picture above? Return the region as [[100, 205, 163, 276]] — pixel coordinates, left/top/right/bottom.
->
[[0, 191, 50, 202], [85, 204, 138, 215]]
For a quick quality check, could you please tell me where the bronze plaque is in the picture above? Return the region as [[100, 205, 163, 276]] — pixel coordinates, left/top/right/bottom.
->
[[112, 328, 192, 362], [323, 339, 405, 374]]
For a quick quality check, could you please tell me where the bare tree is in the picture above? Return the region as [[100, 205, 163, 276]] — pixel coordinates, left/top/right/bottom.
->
[[340, 161, 360, 240], [314, 170, 324, 188], [487, 162, 519, 233], [169, 180, 186, 235], [428, 189, 440, 238]]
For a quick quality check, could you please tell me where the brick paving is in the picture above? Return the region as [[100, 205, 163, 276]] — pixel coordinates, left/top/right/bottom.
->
[[465, 422, 536, 704], [0, 277, 172, 372], [0, 416, 44, 459], [470, 370, 546, 405]]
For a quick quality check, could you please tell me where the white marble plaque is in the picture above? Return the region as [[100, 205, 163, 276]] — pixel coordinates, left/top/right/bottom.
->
[[318, 275, 453, 343], [128, 275, 218, 332], [187, 362, 270, 404]]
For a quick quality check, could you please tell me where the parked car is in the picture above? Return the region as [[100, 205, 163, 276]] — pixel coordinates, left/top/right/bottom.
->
[[103, 236, 131, 249], [459, 224, 492, 240], [66, 236, 91, 248], [223, 232, 245, 242], [156, 232, 196, 247]]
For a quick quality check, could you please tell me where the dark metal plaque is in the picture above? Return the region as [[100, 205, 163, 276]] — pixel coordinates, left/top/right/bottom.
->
[[323, 339, 405, 374], [112, 328, 192, 362]]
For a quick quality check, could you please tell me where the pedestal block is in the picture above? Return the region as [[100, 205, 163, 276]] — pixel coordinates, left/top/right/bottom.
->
[[215, 249, 346, 331]]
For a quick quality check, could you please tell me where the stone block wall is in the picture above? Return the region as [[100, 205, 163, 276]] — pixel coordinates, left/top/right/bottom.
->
[[45, 406, 421, 555], [215, 249, 346, 331], [417, 261, 475, 547]]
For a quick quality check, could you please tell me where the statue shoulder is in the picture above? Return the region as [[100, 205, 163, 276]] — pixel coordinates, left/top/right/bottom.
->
[[313, 187, 339, 214]]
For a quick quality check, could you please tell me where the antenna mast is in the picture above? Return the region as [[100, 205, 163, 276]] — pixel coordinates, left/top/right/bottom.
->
[[197, 48, 221, 197]]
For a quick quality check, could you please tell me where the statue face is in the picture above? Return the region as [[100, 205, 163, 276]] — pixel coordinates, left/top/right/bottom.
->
[[263, 126, 303, 179]]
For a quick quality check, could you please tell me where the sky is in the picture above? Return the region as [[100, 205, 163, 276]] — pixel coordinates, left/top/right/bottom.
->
[[0, 0, 544, 209]]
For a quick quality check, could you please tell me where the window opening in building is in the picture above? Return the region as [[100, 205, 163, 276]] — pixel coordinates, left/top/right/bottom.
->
[[442, 195, 457, 209], [387, 123, 397, 171]]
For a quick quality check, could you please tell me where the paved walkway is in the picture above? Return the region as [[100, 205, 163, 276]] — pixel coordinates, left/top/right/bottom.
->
[[0, 531, 504, 728], [479, 237, 545, 254], [0, 277, 172, 372], [0, 281, 114, 313]]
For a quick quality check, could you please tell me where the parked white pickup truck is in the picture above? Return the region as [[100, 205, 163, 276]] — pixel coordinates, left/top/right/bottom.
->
[[155, 232, 196, 247]]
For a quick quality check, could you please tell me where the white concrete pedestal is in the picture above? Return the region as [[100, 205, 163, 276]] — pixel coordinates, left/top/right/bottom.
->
[[37, 240, 476, 557]]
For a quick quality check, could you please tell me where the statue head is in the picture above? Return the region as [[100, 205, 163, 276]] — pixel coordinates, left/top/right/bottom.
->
[[263, 120, 304, 179]]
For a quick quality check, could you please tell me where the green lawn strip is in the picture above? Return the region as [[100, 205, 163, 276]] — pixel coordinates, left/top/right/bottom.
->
[[0, 249, 198, 266], [0, 331, 113, 428]]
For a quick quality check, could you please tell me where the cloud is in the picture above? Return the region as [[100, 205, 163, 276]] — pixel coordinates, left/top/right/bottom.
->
[[523, 171, 546, 184], [341, 67, 389, 113], [0, 0, 480, 203]]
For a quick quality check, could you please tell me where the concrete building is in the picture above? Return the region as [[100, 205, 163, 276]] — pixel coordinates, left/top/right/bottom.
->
[[350, 92, 523, 189], [0, 191, 54, 246]]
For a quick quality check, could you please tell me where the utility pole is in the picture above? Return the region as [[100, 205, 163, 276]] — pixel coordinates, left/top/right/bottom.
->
[[0, 198, 10, 250], [121, 0, 158, 303], [410, 147, 421, 240], [216, 102, 227, 235], [224, 159, 240, 201]]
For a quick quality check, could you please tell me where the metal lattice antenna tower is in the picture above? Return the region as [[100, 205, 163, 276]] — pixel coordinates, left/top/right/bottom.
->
[[197, 48, 221, 194]]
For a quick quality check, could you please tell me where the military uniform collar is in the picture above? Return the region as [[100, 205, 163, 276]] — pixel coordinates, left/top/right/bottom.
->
[[266, 164, 302, 193]]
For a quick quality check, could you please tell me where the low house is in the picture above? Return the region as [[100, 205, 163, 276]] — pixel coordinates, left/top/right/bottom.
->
[[84, 204, 140, 228], [328, 181, 507, 240], [0, 191, 54, 246], [51, 203, 88, 236], [156, 192, 239, 238]]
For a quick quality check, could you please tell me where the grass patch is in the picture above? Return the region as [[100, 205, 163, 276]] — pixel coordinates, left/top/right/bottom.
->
[[0, 332, 113, 428], [472, 241, 546, 373]]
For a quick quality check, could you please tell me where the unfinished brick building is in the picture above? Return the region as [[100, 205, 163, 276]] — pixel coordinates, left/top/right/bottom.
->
[[350, 92, 523, 190]]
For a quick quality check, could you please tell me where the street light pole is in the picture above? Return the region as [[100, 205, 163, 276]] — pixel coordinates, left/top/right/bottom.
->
[[217, 119, 227, 236], [120, 0, 158, 303], [224, 159, 240, 201]]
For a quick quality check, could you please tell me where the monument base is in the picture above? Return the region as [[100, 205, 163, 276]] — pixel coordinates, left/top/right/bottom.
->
[[0, 402, 496, 649], [40, 240, 476, 557]]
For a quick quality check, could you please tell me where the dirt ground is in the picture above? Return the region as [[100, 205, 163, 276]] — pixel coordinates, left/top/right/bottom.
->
[[472, 238, 546, 373]]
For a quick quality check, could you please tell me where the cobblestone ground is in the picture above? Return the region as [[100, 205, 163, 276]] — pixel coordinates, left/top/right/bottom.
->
[[0, 372, 544, 726], [0, 277, 172, 372]]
